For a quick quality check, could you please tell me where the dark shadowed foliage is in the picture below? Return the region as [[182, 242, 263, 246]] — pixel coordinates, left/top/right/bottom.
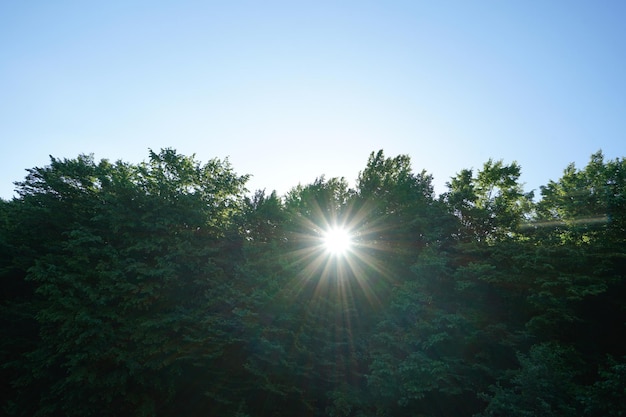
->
[[1, 149, 624, 417]]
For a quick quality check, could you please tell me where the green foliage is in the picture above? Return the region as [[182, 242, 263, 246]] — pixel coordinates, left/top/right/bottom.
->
[[584, 356, 626, 417], [444, 159, 533, 241], [536, 151, 626, 244], [356, 150, 435, 234], [1, 148, 625, 417], [2, 149, 250, 416], [478, 343, 585, 417], [286, 176, 354, 218]]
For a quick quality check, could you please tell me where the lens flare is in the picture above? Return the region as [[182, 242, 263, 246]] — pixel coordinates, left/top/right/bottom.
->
[[323, 227, 352, 255]]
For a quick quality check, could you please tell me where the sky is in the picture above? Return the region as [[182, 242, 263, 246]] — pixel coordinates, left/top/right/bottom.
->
[[1, 1, 625, 200]]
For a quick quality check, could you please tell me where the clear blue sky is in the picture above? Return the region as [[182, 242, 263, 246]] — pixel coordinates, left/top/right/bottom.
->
[[1, 1, 625, 200]]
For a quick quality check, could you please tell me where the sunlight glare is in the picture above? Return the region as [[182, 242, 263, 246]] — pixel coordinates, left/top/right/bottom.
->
[[323, 227, 352, 255]]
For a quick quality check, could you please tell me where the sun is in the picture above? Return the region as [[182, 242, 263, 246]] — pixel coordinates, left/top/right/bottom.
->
[[322, 227, 353, 256]]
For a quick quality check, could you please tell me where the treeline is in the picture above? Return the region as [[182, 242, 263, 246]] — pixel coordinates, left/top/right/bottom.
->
[[1, 148, 625, 417]]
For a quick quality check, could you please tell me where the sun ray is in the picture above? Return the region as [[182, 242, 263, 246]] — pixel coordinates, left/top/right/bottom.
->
[[275, 195, 405, 318]]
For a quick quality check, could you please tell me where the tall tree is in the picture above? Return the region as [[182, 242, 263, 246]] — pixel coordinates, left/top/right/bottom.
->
[[537, 151, 626, 244], [3, 149, 250, 416], [444, 159, 533, 241]]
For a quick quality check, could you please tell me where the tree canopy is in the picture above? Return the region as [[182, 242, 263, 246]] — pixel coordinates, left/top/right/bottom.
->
[[1, 149, 624, 417]]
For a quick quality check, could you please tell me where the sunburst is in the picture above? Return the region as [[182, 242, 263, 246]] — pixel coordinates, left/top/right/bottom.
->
[[322, 227, 353, 256]]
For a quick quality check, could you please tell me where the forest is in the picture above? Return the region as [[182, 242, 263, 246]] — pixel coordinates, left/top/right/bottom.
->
[[1, 148, 624, 417]]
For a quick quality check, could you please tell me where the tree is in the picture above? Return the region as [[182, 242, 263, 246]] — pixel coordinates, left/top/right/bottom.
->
[[537, 151, 626, 245], [443, 159, 533, 241], [585, 356, 626, 417], [478, 343, 584, 417], [3, 148, 625, 417], [529, 151, 626, 379], [3, 149, 250, 416]]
